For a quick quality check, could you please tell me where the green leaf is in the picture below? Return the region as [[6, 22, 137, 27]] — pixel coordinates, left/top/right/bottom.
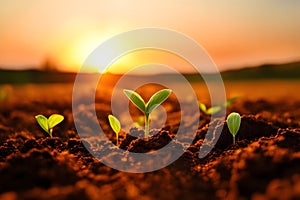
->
[[227, 112, 241, 136], [225, 96, 239, 107], [48, 114, 64, 129], [207, 106, 221, 115], [108, 115, 121, 134], [198, 102, 207, 113], [146, 89, 172, 114], [35, 115, 49, 133], [123, 89, 146, 113]]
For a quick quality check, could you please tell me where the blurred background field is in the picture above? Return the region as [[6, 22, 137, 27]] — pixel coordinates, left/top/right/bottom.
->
[[1, 71, 300, 108]]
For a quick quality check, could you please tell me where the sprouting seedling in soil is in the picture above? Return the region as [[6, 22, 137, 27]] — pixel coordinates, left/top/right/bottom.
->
[[199, 96, 239, 115], [108, 114, 121, 146], [35, 114, 64, 138], [224, 96, 239, 107], [198, 102, 221, 115], [123, 88, 172, 139], [226, 112, 241, 144]]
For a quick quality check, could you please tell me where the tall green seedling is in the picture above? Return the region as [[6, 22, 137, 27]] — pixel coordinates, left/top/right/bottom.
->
[[35, 114, 64, 138], [226, 112, 241, 144], [123, 89, 172, 139], [108, 114, 121, 146]]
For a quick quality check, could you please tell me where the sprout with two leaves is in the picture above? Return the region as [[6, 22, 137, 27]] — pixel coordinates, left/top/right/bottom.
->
[[198, 103, 221, 115], [199, 96, 239, 115], [35, 114, 64, 138], [123, 89, 172, 139]]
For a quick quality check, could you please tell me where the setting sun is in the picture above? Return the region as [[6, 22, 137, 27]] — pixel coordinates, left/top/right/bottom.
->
[[58, 33, 111, 72], [106, 49, 194, 74], [70, 36, 102, 71]]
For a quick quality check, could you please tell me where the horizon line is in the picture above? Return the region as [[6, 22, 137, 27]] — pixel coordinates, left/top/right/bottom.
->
[[0, 59, 299, 75]]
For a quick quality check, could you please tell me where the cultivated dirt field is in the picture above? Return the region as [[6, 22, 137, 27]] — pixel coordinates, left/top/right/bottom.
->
[[0, 79, 300, 200]]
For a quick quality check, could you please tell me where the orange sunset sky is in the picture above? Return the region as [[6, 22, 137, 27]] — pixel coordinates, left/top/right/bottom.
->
[[0, 0, 300, 73]]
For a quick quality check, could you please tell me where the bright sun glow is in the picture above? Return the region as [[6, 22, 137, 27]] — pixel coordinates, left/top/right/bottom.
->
[[67, 35, 134, 73], [72, 35, 105, 72], [61, 32, 119, 73], [59, 33, 195, 74]]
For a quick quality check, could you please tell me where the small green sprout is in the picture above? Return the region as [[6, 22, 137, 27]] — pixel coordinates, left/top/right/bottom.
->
[[199, 103, 221, 115], [0, 87, 9, 102], [108, 114, 121, 145], [199, 96, 239, 115], [35, 114, 64, 138], [224, 96, 239, 107], [226, 112, 241, 144], [123, 88, 172, 139]]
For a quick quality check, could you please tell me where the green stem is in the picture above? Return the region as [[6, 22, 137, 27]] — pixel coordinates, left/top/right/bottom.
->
[[233, 136, 235, 145], [49, 128, 53, 138], [145, 114, 150, 139], [116, 133, 119, 146]]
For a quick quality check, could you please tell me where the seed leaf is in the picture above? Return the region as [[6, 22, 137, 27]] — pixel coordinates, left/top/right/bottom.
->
[[207, 106, 221, 115], [123, 89, 146, 113], [199, 103, 207, 113], [48, 114, 64, 129], [35, 115, 49, 133], [225, 96, 239, 107], [227, 112, 241, 136], [108, 115, 121, 134], [146, 89, 172, 114]]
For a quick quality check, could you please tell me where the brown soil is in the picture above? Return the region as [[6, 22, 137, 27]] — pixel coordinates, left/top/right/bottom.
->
[[0, 85, 300, 200]]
